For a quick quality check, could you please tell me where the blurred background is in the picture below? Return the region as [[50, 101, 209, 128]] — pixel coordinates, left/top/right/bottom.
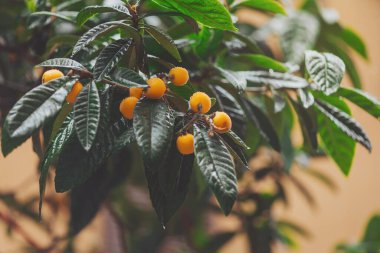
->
[[0, 0, 380, 252]]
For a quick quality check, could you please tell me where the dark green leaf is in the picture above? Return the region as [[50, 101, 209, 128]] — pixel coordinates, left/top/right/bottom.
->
[[147, 138, 194, 225], [336, 87, 380, 120], [39, 115, 74, 218], [363, 215, 380, 242], [5, 77, 76, 138], [242, 70, 309, 89], [152, 0, 236, 31], [37, 58, 87, 72], [305, 50, 345, 95], [110, 68, 148, 88], [240, 96, 281, 151], [77, 5, 131, 26], [216, 67, 247, 91], [231, 0, 286, 15], [72, 21, 127, 56], [194, 125, 237, 215], [145, 25, 182, 62], [133, 100, 175, 168], [225, 131, 250, 150], [74, 82, 100, 151], [315, 99, 371, 152], [93, 39, 132, 81]]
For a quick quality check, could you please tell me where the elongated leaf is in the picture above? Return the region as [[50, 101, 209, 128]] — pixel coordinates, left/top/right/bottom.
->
[[110, 68, 148, 88], [231, 0, 286, 15], [72, 21, 126, 56], [194, 125, 237, 215], [225, 131, 250, 150], [74, 82, 100, 151], [37, 58, 87, 72], [315, 99, 371, 152], [39, 115, 74, 217], [55, 90, 130, 192], [145, 25, 182, 62], [147, 137, 194, 225], [216, 67, 247, 91], [231, 54, 288, 72], [93, 39, 132, 81], [4, 77, 76, 138], [30, 11, 77, 24], [152, 0, 236, 31], [241, 70, 309, 89], [316, 102, 355, 175], [340, 27, 368, 60], [77, 5, 131, 26], [133, 100, 175, 168], [305, 50, 345, 95], [336, 87, 380, 120], [240, 96, 281, 151]]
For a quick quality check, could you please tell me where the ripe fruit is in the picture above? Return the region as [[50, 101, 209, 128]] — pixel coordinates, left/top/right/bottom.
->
[[189, 92, 211, 114], [145, 78, 166, 99], [130, 87, 144, 99], [42, 69, 64, 83], [66, 81, 83, 104], [176, 133, 194, 155], [169, 67, 189, 86], [119, 97, 139, 120], [212, 111, 232, 133]]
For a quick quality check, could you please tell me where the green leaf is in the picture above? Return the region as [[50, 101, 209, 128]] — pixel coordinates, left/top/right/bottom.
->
[[4, 77, 76, 138], [315, 100, 353, 176], [152, 0, 237, 31], [336, 87, 380, 120], [242, 70, 309, 89], [148, 138, 194, 225], [30, 11, 77, 24], [110, 68, 148, 88], [216, 67, 247, 91], [1, 122, 32, 157], [74, 82, 100, 151], [55, 90, 129, 192], [39, 115, 74, 218], [72, 21, 127, 56], [133, 100, 175, 168], [225, 131, 250, 150], [239, 96, 281, 151], [144, 25, 182, 62], [297, 88, 315, 108], [305, 50, 345, 95], [77, 5, 131, 26], [362, 215, 380, 242], [37, 58, 87, 72], [315, 99, 371, 152], [194, 125, 237, 215], [231, 54, 288, 72], [340, 27, 368, 60], [93, 39, 132, 81], [231, 0, 287, 15]]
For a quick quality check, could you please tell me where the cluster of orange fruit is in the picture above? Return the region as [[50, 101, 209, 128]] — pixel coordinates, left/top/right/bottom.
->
[[41, 67, 232, 156]]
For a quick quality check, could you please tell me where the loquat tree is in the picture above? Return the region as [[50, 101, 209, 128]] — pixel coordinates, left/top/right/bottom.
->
[[0, 0, 379, 252]]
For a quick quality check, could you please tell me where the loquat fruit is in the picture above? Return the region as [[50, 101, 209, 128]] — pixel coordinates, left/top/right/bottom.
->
[[169, 67, 189, 86], [129, 87, 144, 99], [145, 77, 166, 99], [212, 111, 232, 133], [189, 92, 211, 114], [119, 97, 139, 120], [66, 81, 83, 104], [176, 133, 195, 155], [42, 69, 64, 84]]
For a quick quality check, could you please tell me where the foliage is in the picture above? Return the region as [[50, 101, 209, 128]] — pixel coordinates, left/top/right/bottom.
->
[[0, 0, 378, 252]]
